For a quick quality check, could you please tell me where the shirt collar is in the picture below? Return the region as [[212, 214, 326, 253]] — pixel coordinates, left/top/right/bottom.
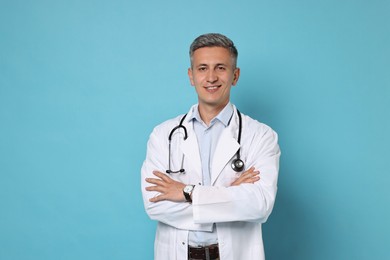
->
[[188, 103, 233, 127]]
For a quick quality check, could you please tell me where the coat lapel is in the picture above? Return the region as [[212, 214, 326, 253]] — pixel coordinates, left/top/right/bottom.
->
[[211, 108, 240, 185]]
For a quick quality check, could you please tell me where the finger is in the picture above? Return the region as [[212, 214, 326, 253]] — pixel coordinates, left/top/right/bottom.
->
[[247, 175, 261, 183], [251, 176, 260, 182], [150, 194, 166, 202], [153, 170, 168, 177], [242, 167, 255, 174], [240, 171, 259, 180], [145, 185, 165, 193], [244, 170, 260, 177], [241, 168, 257, 177], [145, 178, 164, 185], [231, 169, 260, 186], [153, 171, 171, 182], [236, 173, 260, 184]]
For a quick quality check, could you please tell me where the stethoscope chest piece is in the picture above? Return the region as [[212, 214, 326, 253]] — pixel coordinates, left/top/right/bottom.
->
[[231, 158, 244, 172]]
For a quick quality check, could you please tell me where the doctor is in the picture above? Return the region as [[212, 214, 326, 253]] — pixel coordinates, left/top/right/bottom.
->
[[141, 33, 280, 260]]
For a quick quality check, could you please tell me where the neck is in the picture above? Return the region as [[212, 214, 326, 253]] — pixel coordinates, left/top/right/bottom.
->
[[198, 103, 228, 126]]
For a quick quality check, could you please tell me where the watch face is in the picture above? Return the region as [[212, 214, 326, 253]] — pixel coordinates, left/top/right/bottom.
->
[[184, 185, 193, 193]]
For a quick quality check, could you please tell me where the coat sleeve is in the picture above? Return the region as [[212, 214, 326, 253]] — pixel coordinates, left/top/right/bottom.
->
[[141, 123, 213, 232], [192, 122, 280, 224]]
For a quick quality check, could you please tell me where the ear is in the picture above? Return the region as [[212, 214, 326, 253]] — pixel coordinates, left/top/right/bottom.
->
[[232, 67, 240, 86], [188, 68, 195, 86]]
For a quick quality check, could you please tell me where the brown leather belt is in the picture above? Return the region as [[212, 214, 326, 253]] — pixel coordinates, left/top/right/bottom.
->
[[188, 244, 219, 260]]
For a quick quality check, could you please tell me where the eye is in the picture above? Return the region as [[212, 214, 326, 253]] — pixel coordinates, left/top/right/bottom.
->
[[217, 66, 226, 71], [198, 67, 207, 72]]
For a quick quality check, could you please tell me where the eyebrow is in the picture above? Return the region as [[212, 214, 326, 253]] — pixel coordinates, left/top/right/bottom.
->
[[196, 63, 228, 68]]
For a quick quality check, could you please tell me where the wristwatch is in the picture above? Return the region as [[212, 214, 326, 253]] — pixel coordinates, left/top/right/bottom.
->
[[183, 185, 195, 203]]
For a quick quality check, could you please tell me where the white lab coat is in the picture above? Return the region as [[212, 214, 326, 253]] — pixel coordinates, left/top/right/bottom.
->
[[141, 104, 280, 260]]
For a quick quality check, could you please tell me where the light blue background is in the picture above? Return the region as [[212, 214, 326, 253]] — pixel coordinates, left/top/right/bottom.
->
[[1, 0, 389, 259]]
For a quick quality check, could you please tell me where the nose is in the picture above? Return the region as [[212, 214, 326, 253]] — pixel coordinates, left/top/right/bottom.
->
[[206, 70, 218, 83]]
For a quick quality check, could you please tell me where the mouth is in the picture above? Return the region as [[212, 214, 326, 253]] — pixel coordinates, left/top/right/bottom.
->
[[205, 85, 221, 91]]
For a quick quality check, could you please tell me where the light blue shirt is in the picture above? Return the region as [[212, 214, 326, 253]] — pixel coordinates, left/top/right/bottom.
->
[[187, 103, 234, 246]]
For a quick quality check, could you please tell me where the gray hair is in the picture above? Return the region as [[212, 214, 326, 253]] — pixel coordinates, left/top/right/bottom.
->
[[189, 33, 238, 68]]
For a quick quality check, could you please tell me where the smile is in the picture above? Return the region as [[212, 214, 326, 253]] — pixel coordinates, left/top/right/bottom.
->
[[205, 85, 221, 90]]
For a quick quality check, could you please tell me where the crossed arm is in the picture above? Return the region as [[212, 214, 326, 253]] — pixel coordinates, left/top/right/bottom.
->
[[145, 167, 260, 203]]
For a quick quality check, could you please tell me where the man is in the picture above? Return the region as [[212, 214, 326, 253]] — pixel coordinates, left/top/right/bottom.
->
[[141, 33, 280, 260]]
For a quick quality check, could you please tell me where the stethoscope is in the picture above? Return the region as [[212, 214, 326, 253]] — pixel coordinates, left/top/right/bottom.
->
[[166, 109, 245, 174]]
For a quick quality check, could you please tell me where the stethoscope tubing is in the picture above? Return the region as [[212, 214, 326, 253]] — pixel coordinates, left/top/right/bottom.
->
[[166, 108, 244, 174]]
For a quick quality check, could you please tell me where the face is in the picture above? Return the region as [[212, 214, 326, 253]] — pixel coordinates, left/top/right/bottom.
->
[[188, 47, 240, 112]]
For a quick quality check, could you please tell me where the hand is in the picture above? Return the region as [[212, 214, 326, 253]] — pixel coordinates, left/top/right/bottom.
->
[[230, 167, 260, 186], [145, 171, 186, 203]]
